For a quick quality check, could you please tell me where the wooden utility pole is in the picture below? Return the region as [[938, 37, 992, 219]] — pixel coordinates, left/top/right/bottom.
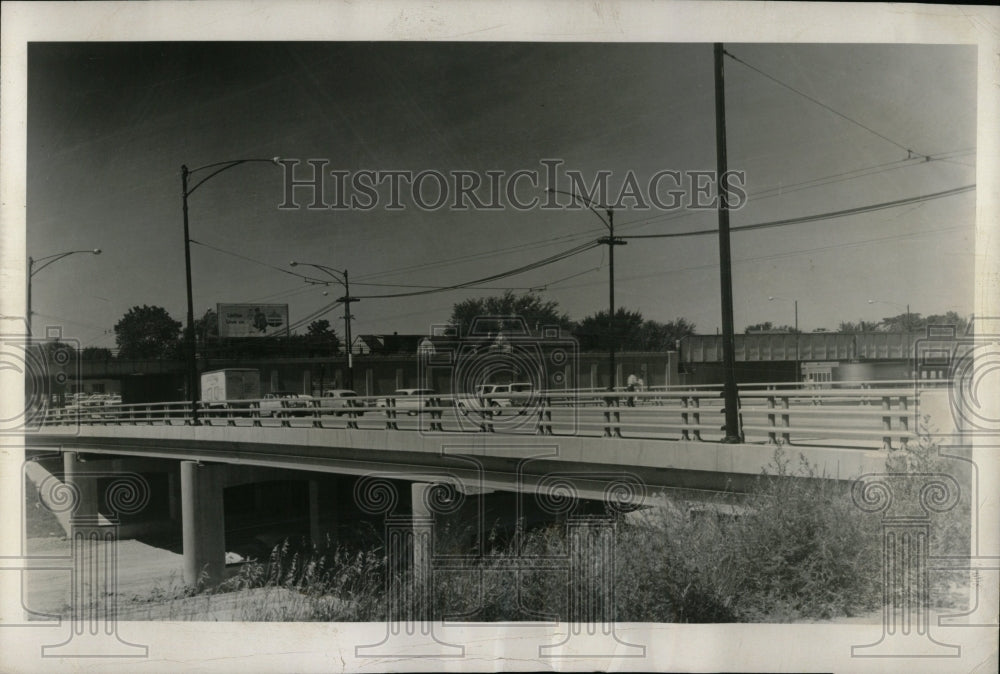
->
[[714, 43, 742, 442]]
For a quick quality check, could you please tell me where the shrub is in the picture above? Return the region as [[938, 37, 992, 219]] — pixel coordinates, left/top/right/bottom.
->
[[200, 432, 970, 623]]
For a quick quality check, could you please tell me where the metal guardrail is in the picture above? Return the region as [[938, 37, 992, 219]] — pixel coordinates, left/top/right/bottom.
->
[[38, 381, 941, 450]]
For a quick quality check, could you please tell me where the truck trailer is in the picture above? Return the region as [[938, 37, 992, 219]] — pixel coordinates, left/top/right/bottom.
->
[[200, 368, 261, 408]]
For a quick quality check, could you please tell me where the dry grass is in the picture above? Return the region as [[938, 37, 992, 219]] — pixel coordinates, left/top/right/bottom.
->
[[117, 434, 970, 623]]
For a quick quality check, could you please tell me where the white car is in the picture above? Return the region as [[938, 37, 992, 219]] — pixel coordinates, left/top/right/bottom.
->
[[259, 391, 313, 417], [320, 389, 365, 416], [458, 382, 534, 416], [379, 388, 446, 415]]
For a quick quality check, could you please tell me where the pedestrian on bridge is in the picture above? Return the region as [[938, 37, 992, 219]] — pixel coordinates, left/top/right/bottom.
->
[[626, 373, 638, 407]]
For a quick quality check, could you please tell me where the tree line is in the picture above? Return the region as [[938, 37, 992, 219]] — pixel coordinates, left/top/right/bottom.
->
[[54, 295, 968, 361]]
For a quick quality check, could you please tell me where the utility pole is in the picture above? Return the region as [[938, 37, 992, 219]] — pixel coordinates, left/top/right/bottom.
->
[[597, 208, 627, 390], [547, 188, 625, 391], [291, 261, 356, 390], [342, 270, 356, 390], [714, 43, 742, 443]]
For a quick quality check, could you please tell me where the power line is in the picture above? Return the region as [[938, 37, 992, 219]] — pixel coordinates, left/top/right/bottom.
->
[[189, 239, 315, 282], [723, 49, 926, 158], [353, 240, 603, 299], [615, 147, 974, 234], [282, 241, 599, 329], [353, 228, 602, 283], [550, 224, 966, 291], [620, 184, 974, 240]]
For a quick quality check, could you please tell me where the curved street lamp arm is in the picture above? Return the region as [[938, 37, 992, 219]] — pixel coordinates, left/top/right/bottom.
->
[[290, 261, 347, 289], [30, 249, 102, 277], [184, 158, 279, 197], [546, 187, 612, 231]]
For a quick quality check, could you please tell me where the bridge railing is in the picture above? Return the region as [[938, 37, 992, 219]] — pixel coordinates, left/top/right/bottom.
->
[[39, 382, 934, 450]]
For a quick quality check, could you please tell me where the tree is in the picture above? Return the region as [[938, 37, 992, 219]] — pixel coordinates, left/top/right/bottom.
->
[[871, 310, 969, 334], [80, 346, 113, 360], [305, 319, 341, 352], [838, 320, 880, 333], [745, 322, 799, 334], [925, 311, 969, 335], [449, 291, 573, 336], [875, 312, 923, 333], [574, 308, 645, 352], [195, 308, 219, 342], [114, 305, 182, 359], [636, 318, 697, 351]]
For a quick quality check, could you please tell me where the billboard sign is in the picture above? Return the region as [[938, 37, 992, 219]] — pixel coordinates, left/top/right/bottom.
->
[[217, 304, 289, 338]]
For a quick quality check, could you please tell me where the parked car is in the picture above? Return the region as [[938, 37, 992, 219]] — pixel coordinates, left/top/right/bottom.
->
[[259, 391, 313, 417], [320, 389, 365, 416]]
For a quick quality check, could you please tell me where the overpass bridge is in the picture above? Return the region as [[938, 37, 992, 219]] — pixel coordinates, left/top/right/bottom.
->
[[26, 382, 953, 587]]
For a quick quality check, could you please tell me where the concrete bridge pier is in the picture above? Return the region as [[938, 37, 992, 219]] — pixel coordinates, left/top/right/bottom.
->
[[410, 482, 433, 595], [180, 460, 226, 586]]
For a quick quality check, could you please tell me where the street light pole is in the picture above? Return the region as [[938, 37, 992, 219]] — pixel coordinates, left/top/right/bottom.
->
[[27, 249, 102, 336], [182, 158, 279, 424], [290, 262, 357, 390], [547, 187, 626, 391], [181, 165, 196, 424]]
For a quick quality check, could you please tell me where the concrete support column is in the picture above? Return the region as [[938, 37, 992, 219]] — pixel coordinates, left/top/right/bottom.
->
[[62, 451, 98, 520], [410, 482, 433, 597], [180, 461, 226, 586], [354, 477, 462, 656]]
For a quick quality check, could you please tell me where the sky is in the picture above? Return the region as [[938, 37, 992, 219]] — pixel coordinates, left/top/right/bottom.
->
[[26, 42, 977, 350]]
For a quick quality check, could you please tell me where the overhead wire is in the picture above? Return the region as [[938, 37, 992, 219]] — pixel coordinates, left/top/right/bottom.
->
[[549, 224, 967, 291], [722, 49, 928, 158], [619, 184, 974, 240], [353, 240, 604, 299], [276, 239, 601, 332], [614, 148, 974, 234], [352, 227, 603, 283]]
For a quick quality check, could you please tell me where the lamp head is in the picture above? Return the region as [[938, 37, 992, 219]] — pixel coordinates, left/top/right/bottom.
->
[[768, 296, 776, 301], [289, 261, 299, 267], [93, 249, 102, 255]]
